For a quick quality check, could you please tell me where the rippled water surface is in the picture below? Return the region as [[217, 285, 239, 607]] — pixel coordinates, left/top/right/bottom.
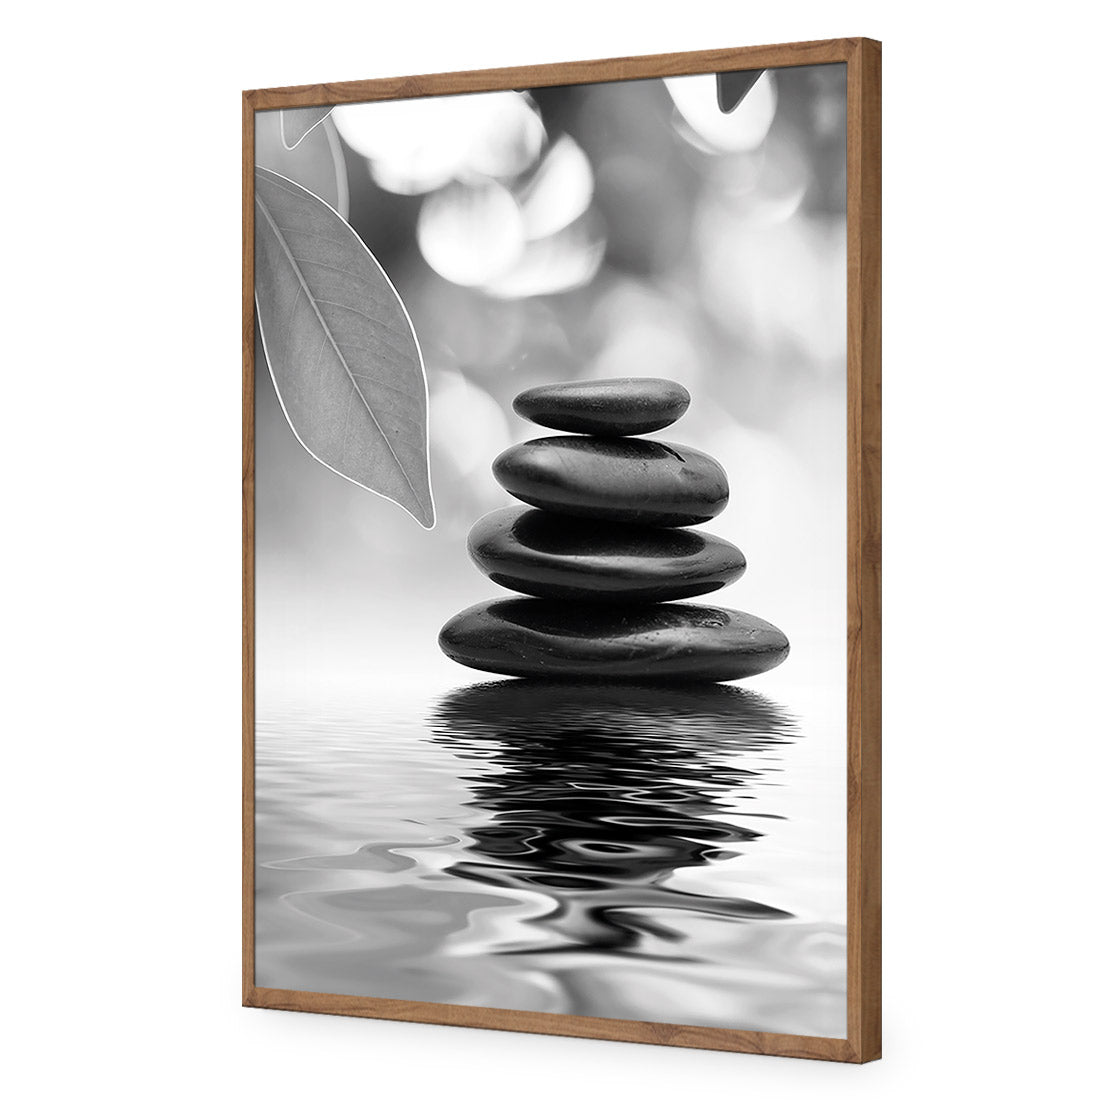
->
[[256, 679, 846, 1037]]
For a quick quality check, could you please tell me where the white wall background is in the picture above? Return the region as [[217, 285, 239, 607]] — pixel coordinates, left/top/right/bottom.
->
[[6, 2, 1098, 1096]]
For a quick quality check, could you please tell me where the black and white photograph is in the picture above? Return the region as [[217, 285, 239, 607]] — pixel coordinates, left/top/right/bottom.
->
[[252, 60, 852, 1042], [16, 0, 1100, 1093]]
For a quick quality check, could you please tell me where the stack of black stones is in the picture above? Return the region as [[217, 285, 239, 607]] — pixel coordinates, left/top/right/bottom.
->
[[438, 378, 790, 682]]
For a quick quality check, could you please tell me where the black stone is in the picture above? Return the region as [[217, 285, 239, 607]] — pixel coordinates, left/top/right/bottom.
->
[[513, 377, 690, 436], [468, 505, 746, 602], [492, 436, 728, 527], [438, 598, 790, 682]]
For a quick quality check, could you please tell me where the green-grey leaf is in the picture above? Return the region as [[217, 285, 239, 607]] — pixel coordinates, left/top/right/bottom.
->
[[280, 107, 334, 150], [254, 166, 434, 528]]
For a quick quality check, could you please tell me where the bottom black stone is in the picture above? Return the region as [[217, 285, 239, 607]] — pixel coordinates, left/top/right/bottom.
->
[[438, 598, 790, 682]]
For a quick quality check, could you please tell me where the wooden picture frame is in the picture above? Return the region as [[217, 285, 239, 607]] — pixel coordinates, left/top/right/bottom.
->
[[243, 36, 881, 1063]]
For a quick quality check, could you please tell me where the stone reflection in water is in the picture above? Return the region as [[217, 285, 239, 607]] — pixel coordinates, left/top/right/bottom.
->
[[431, 679, 797, 954]]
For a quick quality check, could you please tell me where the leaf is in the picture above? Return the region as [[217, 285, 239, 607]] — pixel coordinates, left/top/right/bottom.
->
[[716, 69, 764, 114], [258, 111, 349, 219], [280, 106, 334, 150], [254, 166, 435, 528]]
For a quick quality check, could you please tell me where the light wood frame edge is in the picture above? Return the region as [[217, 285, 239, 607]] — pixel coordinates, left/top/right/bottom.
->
[[242, 36, 881, 1064]]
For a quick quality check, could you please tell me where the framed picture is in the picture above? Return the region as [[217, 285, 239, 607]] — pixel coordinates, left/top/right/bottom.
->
[[243, 36, 881, 1062]]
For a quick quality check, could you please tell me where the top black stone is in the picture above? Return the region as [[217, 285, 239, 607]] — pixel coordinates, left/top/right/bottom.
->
[[512, 377, 690, 436]]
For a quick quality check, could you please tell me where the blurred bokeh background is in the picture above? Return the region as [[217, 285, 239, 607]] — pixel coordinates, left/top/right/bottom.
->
[[255, 63, 847, 701]]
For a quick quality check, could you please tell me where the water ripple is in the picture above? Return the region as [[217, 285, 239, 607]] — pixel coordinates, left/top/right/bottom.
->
[[255, 680, 846, 1036], [432, 681, 796, 949]]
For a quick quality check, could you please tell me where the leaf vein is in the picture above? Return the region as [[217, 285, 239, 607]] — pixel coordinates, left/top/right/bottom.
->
[[254, 181, 428, 517]]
